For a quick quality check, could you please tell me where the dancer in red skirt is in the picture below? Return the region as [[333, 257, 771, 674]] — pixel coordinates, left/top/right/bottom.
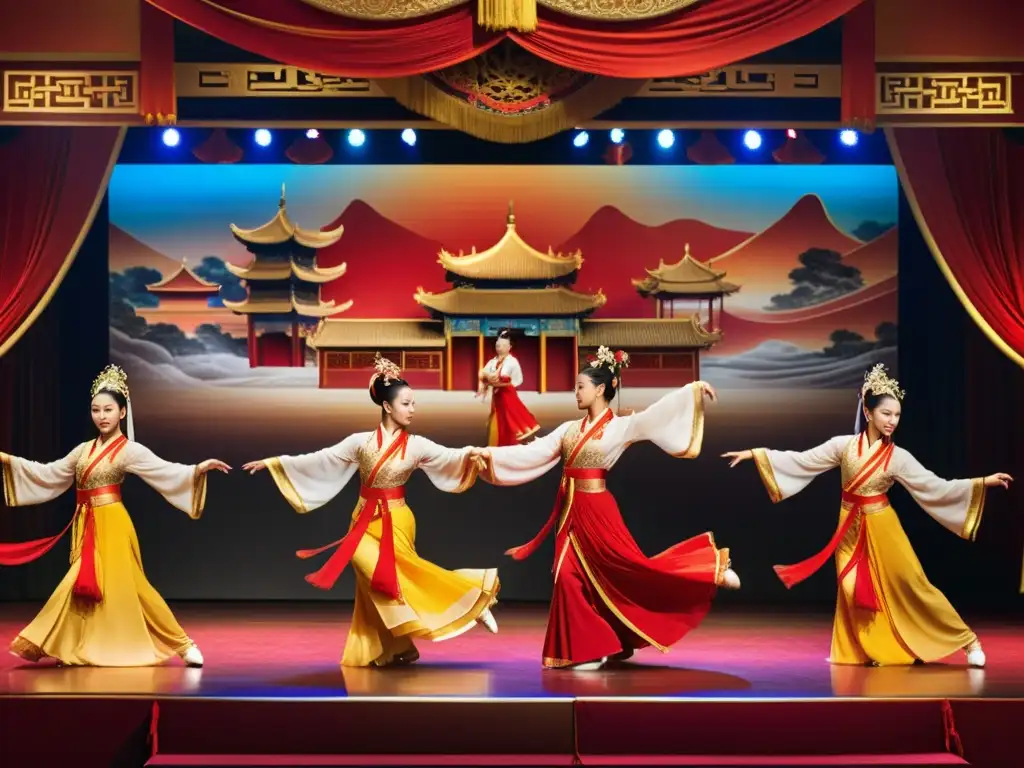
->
[[477, 329, 540, 447], [473, 347, 740, 670]]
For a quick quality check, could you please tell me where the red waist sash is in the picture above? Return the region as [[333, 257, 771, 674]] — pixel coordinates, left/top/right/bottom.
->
[[505, 468, 607, 562], [296, 484, 405, 600], [0, 484, 122, 604], [773, 491, 889, 612]]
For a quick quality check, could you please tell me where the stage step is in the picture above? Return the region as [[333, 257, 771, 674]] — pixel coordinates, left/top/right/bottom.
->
[[145, 753, 968, 767]]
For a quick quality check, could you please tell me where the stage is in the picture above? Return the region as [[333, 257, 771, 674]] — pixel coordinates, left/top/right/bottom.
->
[[2, 603, 1022, 767]]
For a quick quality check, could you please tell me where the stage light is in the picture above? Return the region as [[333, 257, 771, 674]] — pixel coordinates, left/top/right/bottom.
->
[[743, 130, 763, 150], [609, 128, 625, 144], [347, 129, 366, 147], [161, 128, 180, 147], [656, 129, 675, 149], [401, 128, 417, 147], [573, 130, 589, 148], [787, 129, 797, 139], [305, 129, 320, 139], [839, 129, 859, 147], [254, 129, 272, 147]]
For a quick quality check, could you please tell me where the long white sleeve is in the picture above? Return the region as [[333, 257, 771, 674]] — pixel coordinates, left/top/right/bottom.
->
[[123, 442, 206, 519], [266, 434, 362, 514], [413, 436, 479, 493], [484, 422, 570, 486], [891, 447, 986, 540], [751, 435, 851, 503], [0, 445, 84, 507], [618, 382, 706, 458], [505, 356, 524, 388]]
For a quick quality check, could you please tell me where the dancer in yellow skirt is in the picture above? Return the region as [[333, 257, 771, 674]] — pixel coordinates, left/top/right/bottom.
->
[[722, 364, 1012, 668], [1, 365, 230, 667], [244, 353, 499, 667]]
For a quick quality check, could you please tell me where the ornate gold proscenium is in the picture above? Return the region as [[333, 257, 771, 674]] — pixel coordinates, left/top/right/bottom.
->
[[3, 70, 139, 114], [641, 66, 841, 99], [877, 73, 1013, 115]]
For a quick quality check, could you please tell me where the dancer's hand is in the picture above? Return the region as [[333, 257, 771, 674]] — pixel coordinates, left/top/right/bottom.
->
[[198, 459, 231, 474], [984, 473, 1013, 489], [468, 447, 491, 471], [242, 460, 267, 475], [721, 450, 752, 468], [698, 381, 718, 402]]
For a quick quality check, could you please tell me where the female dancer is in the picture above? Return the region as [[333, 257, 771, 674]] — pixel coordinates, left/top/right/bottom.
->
[[477, 329, 540, 446], [243, 353, 500, 668], [474, 347, 740, 671], [722, 364, 1012, 668], [0, 365, 229, 667]]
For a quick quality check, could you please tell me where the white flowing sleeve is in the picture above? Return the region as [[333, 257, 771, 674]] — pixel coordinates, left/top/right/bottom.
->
[[264, 434, 363, 514], [618, 382, 706, 458], [751, 436, 851, 503], [505, 357, 524, 388], [0, 444, 84, 507], [412, 436, 480, 493], [123, 442, 207, 520], [483, 421, 570, 486], [891, 446, 986, 540]]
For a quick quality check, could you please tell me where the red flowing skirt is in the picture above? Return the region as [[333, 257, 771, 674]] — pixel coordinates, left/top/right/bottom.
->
[[488, 385, 540, 447], [543, 489, 725, 668]]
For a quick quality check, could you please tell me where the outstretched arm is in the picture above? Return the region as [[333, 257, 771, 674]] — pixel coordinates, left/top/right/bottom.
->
[[723, 435, 850, 503], [414, 436, 483, 494], [243, 434, 362, 514], [618, 381, 716, 459], [124, 442, 228, 520], [0, 445, 84, 507], [475, 422, 570, 486]]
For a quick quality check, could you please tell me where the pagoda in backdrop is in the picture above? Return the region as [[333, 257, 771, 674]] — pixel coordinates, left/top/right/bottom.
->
[[225, 186, 351, 367], [311, 204, 725, 391], [138, 259, 222, 335], [632, 243, 739, 331]]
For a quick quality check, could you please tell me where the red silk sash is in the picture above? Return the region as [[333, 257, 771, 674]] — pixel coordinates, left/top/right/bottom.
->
[[773, 438, 894, 612], [0, 435, 127, 604], [297, 429, 409, 599], [505, 410, 613, 561]]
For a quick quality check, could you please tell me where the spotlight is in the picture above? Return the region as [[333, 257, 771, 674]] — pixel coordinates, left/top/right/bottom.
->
[[609, 128, 625, 144], [347, 129, 366, 148], [656, 129, 675, 149], [573, 130, 589, 148], [161, 128, 180, 147], [254, 129, 272, 147], [401, 128, 417, 147], [839, 129, 859, 147], [305, 129, 320, 139], [743, 130, 763, 150], [787, 129, 797, 139]]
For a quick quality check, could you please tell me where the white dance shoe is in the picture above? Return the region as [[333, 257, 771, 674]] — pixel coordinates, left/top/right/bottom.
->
[[568, 657, 608, 671], [477, 608, 499, 634], [180, 644, 205, 668], [720, 568, 741, 590], [964, 641, 986, 668]]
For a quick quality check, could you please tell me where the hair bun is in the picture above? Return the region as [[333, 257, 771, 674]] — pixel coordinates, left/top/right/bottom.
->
[[497, 329, 511, 339]]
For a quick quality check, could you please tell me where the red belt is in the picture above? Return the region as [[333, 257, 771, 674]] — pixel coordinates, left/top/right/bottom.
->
[[505, 468, 607, 563], [297, 485, 405, 600], [774, 491, 889, 612]]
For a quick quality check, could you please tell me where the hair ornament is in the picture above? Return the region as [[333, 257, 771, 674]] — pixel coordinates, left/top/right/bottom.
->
[[91, 365, 130, 400], [593, 345, 630, 374], [368, 352, 402, 391], [861, 363, 904, 402]]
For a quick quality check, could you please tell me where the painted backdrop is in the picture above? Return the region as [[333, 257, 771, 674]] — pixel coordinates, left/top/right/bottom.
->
[[105, 164, 899, 602]]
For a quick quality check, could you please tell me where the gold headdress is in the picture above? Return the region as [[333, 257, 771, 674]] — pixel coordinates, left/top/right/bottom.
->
[[368, 352, 402, 391], [91, 365, 130, 400], [861, 363, 905, 401]]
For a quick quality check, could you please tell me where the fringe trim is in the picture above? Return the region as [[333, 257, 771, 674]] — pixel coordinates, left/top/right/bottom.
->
[[478, 0, 537, 31]]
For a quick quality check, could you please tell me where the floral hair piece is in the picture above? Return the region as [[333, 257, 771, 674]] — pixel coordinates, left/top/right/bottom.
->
[[586, 346, 630, 388], [861, 363, 905, 402], [369, 352, 402, 391]]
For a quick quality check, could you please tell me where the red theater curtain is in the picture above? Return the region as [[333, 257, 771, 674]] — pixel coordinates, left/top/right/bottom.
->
[[149, 0, 865, 78], [888, 128, 1024, 369], [0, 127, 125, 358]]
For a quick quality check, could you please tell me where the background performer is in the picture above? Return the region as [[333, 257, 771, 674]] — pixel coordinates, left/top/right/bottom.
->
[[722, 364, 1012, 668], [477, 329, 540, 447]]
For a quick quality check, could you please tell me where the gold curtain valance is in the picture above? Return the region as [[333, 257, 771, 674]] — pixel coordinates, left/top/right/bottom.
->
[[297, 0, 702, 27]]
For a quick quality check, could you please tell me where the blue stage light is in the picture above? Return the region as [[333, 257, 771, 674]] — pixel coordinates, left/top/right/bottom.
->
[[743, 130, 763, 150], [401, 128, 417, 147], [573, 131, 589, 148], [347, 129, 366, 147], [254, 129, 272, 147], [305, 129, 320, 139], [609, 128, 625, 144], [839, 129, 859, 147], [656, 129, 675, 149], [161, 128, 180, 147]]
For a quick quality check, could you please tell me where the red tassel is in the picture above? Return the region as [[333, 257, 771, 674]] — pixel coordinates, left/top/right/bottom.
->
[[941, 700, 964, 758], [72, 507, 102, 602], [370, 506, 400, 599], [149, 701, 161, 757]]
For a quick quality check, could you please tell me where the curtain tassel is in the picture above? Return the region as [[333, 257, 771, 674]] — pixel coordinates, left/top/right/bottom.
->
[[478, 0, 538, 32]]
